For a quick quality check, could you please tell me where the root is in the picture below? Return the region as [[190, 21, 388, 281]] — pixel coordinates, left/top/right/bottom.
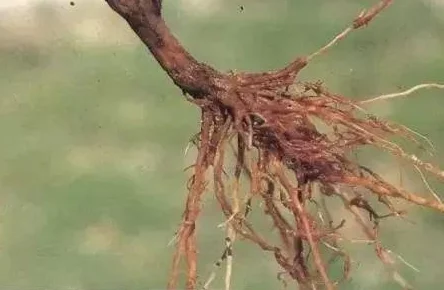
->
[[176, 63, 444, 287], [361, 83, 444, 104], [168, 3, 444, 288], [105, 0, 444, 289], [171, 72, 444, 288]]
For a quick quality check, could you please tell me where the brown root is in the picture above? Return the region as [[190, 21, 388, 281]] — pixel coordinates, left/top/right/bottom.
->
[[179, 75, 443, 289], [104, 0, 444, 289]]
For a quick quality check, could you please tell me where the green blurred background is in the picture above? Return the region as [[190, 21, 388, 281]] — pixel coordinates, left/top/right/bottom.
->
[[1, 0, 444, 289]]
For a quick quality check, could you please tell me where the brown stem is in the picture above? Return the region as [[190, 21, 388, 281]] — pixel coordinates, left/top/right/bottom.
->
[[105, 0, 222, 96], [105, 0, 309, 99]]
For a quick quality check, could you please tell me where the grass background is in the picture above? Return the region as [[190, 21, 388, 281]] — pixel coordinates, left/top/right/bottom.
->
[[1, 0, 444, 289]]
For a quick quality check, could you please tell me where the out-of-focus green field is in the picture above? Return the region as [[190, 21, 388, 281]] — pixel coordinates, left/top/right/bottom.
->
[[0, 0, 443, 289]]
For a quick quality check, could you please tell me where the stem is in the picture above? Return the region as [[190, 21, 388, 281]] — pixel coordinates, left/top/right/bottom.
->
[[105, 0, 222, 95]]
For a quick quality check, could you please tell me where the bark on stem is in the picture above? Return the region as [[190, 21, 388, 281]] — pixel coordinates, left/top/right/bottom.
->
[[105, 0, 222, 96]]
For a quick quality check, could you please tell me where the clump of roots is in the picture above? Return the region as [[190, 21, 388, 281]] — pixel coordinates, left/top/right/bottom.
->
[[169, 71, 444, 290], [165, 2, 444, 290], [103, 0, 444, 288]]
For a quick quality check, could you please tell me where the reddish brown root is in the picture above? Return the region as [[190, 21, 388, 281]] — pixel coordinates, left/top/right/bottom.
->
[[165, 1, 444, 288], [178, 75, 442, 289], [104, 0, 444, 289]]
